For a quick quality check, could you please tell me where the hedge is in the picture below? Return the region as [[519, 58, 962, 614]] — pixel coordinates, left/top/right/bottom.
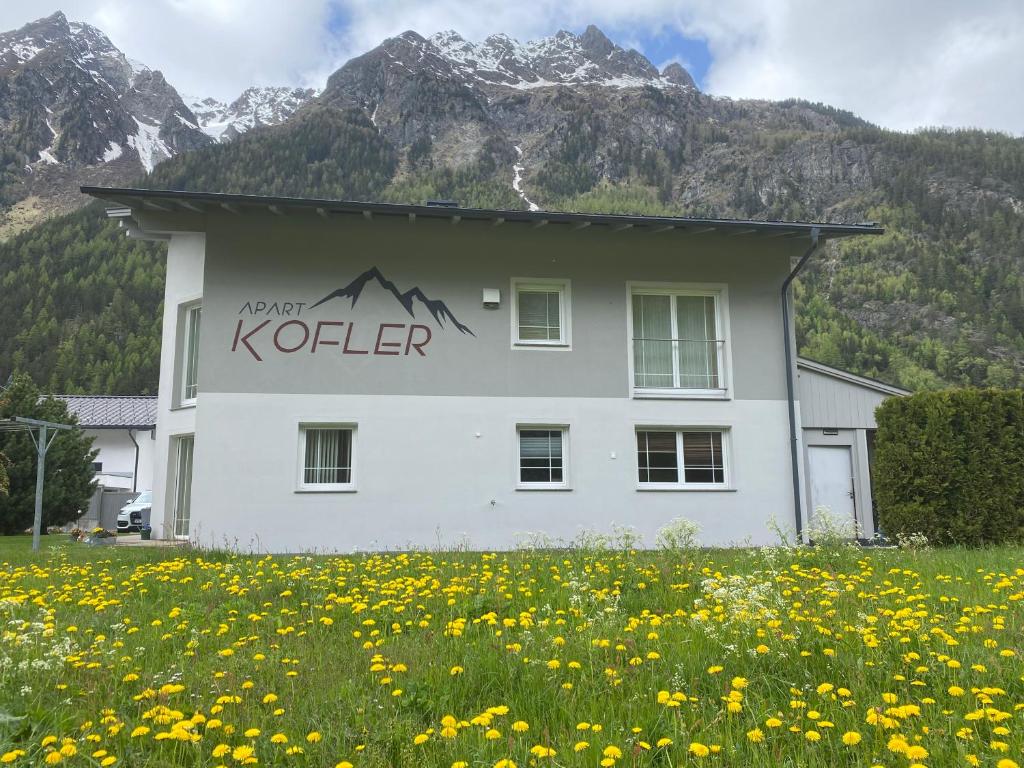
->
[[873, 388, 1024, 545]]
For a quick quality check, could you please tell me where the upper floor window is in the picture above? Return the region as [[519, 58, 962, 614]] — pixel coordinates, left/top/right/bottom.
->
[[630, 287, 726, 396], [512, 279, 571, 348], [180, 303, 201, 405]]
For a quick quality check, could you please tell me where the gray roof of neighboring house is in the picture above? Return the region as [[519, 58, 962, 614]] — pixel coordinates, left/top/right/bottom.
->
[[57, 395, 157, 429]]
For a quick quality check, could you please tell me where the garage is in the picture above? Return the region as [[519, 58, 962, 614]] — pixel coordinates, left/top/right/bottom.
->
[[797, 357, 909, 539]]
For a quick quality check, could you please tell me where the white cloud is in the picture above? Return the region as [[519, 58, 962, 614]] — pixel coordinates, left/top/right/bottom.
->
[[676, 0, 1024, 134], [1, 0, 1021, 133]]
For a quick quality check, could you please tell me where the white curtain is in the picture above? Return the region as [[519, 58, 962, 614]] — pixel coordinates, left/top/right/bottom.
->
[[676, 295, 718, 388], [633, 294, 673, 387]]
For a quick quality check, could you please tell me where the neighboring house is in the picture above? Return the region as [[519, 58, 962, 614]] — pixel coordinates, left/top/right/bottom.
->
[[58, 395, 157, 492], [796, 358, 909, 539], [82, 186, 883, 550]]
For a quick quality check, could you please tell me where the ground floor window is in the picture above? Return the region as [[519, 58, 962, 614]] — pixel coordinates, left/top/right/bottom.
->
[[636, 429, 726, 487], [299, 426, 354, 491], [172, 435, 194, 537], [517, 426, 568, 488]]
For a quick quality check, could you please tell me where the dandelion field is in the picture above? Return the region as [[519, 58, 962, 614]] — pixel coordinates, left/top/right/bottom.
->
[[0, 536, 1022, 768]]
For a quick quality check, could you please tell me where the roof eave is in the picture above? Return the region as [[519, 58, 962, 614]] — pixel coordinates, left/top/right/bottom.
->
[[81, 186, 885, 240]]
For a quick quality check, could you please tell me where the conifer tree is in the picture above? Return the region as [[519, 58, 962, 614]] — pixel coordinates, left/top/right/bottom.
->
[[0, 373, 97, 534]]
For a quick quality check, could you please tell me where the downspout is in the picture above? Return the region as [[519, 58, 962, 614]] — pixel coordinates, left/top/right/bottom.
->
[[128, 428, 140, 494], [781, 226, 821, 542]]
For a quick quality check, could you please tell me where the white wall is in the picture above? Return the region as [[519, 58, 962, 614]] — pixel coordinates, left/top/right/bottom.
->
[[189, 392, 796, 552], [152, 233, 205, 539], [87, 428, 155, 491]]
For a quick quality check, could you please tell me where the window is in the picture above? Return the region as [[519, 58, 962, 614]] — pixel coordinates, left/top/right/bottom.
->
[[517, 427, 568, 488], [172, 435, 194, 537], [180, 304, 201, 404], [631, 288, 725, 394], [298, 426, 355, 491], [91, 462, 103, 473], [512, 279, 571, 347], [636, 429, 727, 487]]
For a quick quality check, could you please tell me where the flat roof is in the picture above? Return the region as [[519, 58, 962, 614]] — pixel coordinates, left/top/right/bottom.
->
[[81, 186, 885, 240]]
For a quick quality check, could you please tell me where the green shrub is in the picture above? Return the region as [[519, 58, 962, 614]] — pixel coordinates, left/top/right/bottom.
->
[[874, 388, 1024, 545]]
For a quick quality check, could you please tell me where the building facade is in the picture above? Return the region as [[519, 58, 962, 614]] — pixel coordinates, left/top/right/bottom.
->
[[84, 187, 882, 551], [58, 395, 156, 492]]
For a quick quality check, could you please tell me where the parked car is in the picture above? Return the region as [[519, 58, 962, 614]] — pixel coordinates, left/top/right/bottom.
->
[[117, 491, 152, 532]]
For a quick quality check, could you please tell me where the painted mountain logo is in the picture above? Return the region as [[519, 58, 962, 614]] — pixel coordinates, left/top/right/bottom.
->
[[311, 267, 474, 335], [230, 267, 473, 361]]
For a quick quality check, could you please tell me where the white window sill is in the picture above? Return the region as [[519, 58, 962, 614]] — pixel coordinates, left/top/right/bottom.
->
[[632, 390, 730, 401], [295, 487, 357, 494], [171, 402, 197, 411], [513, 342, 571, 351], [636, 485, 736, 492], [516, 485, 573, 492]]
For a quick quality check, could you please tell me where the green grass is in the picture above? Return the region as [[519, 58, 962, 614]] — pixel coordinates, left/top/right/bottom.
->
[[0, 535, 1021, 767]]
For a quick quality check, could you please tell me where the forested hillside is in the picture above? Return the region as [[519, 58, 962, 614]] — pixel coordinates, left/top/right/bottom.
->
[[2, 24, 1023, 394]]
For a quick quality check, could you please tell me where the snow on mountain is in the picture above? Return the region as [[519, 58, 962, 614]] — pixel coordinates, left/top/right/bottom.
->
[[420, 25, 694, 91], [0, 11, 209, 174], [187, 86, 318, 142]]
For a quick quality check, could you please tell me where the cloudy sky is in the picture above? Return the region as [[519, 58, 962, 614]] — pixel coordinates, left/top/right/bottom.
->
[[2, 0, 1022, 135]]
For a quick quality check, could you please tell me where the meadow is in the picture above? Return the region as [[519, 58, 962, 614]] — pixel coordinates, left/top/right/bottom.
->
[[0, 535, 1021, 767]]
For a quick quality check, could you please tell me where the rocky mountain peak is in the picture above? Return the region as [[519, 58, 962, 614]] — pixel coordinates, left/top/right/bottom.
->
[[186, 85, 318, 142], [578, 24, 615, 58], [662, 62, 696, 88], [335, 24, 698, 93], [0, 11, 211, 176]]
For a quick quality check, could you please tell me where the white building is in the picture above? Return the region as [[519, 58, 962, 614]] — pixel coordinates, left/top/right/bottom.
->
[[59, 395, 156, 493], [83, 186, 889, 551]]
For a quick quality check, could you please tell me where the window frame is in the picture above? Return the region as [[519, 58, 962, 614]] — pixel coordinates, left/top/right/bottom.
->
[[171, 433, 195, 539], [510, 278, 572, 349], [178, 301, 202, 407], [635, 426, 732, 491], [515, 424, 571, 490], [296, 423, 357, 493], [626, 282, 731, 399]]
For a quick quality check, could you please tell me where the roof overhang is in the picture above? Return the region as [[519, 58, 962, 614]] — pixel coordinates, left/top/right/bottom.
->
[[82, 186, 886, 241], [797, 357, 910, 397]]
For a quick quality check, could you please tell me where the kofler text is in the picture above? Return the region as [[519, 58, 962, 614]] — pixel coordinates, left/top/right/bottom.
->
[[231, 319, 433, 361]]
